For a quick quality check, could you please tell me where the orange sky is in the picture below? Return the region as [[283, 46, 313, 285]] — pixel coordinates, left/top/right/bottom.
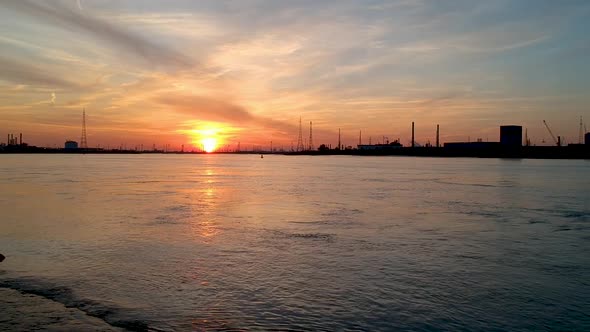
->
[[1, 1, 589, 150]]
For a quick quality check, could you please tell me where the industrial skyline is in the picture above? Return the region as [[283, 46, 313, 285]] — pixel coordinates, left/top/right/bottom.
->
[[2, 108, 588, 153], [1, 1, 589, 149]]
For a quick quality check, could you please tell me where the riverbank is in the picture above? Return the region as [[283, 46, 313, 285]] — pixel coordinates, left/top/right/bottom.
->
[[0, 288, 123, 331]]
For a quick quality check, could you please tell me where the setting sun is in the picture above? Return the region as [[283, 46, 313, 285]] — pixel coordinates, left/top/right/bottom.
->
[[180, 123, 228, 153], [202, 138, 217, 153]]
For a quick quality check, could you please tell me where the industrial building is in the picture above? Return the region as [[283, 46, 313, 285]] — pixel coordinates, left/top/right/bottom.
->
[[444, 142, 500, 149], [444, 125, 522, 149], [6, 133, 23, 146], [358, 140, 403, 150], [500, 125, 522, 147]]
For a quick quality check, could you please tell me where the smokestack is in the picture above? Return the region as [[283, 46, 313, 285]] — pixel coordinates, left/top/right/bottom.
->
[[7, 134, 8, 145], [436, 125, 440, 148], [19, 133, 22, 145], [411, 122, 415, 148], [558, 136, 561, 147]]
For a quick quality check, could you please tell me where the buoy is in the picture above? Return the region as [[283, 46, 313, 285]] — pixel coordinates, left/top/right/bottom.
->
[[261, 154, 264, 159]]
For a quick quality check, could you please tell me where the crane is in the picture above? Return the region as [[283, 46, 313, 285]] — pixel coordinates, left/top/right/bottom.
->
[[543, 120, 560, 146]]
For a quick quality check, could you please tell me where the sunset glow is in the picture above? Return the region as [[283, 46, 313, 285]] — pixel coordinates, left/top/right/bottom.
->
[[183, 125, 225, 152], [202, 138, 217, 153], [0, 1, 588, 148]]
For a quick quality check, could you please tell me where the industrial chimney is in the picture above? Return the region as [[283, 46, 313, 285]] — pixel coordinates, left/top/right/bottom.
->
[[411, 122, 415, 148]]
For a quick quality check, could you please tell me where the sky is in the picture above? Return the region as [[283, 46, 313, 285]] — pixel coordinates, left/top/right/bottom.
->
[[1, 0, 589, 150]]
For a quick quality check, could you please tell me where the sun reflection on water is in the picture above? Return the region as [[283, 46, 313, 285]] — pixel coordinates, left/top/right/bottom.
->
[[189, 187, 221, 241]]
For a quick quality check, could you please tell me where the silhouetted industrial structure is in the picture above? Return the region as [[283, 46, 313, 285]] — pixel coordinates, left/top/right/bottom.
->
[[296, 117, 304, 152], [411, 122, 415, 148], [81, 109, 88, 149], [5, 133, 22, 146], [500, 125, 523, 147], [579, 116, 584, 144], [436, 124, 440, 148], [65, 141, 78, 149], [543, 120, 561, 146], [2, 118, 589, 159], [308, 121, 314, 151], [358, 140, 403, 150]]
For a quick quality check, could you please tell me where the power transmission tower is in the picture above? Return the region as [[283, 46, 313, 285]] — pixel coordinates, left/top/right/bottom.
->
[[81, 109, 88, 148], [296, 117, 305, 151], [308, 121, 314, 151]]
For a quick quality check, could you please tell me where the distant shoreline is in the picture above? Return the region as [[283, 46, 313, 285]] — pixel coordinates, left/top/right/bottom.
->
[[0, 145, 588, 159]]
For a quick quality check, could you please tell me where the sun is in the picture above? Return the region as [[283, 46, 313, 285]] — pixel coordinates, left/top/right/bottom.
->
[[202, 137, 217, 153]]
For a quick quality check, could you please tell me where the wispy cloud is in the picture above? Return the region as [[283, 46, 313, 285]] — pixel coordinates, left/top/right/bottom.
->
[[0, 56, 80, 88], [157, 94, 299, 134], [1, 0, 193, 69]]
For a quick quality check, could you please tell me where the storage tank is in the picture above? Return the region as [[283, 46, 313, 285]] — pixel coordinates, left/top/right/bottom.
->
[[65, 140, 79, 149]]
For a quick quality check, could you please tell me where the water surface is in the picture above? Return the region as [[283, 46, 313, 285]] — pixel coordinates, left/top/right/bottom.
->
[[0, 155, 589, 331]]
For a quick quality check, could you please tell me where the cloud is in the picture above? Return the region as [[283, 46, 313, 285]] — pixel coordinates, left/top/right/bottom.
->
[[0, 55, 79, 88], [156, 94, 298, 134], [158, 95, 253, 123], [1, 0, 192, 69]]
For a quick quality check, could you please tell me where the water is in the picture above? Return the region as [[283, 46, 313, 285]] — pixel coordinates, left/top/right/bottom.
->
[[0, 154, 588, 331]]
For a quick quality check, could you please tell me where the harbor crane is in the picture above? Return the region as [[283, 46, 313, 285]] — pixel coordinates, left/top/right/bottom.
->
[[543, 120, 560, 146]]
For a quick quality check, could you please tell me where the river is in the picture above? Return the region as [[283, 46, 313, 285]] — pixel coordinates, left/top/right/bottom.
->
[[0, 154, 588, 331]]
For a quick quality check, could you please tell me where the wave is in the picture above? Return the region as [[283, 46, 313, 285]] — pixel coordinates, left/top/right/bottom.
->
[[267, 230, 335, 242], [434, 179, 511, 188]]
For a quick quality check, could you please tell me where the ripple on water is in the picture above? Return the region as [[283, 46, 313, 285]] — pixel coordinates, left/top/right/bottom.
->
[[267, 230, 335, 242]]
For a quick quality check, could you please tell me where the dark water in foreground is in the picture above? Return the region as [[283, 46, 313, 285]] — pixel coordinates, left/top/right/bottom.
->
[[0, 155, 589, 331]]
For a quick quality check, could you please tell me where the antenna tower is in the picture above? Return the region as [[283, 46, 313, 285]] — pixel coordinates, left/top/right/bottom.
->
[[338, 128, 341, 150], [296, 117, 305, 151], [81, 109, 88, 148], [308, 121, 314, 151]]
